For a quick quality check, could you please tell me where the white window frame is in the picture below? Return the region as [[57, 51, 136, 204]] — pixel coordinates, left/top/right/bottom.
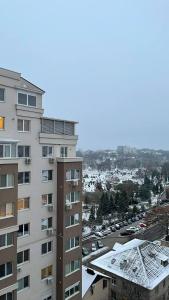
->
[[17, 197, 30, 211], [0, 262, 13, 280], [65, 259, 80, 276], [17, 249, 30, 265], [42, 170, 53, 182], [17, 275, 29, 292], [0, 174, 14, 189], [17, 92, 36, 108], [65, 236, 80, 252], [0, 232, 13, 250], [0, 291, 14, 300], [42, 194, 53, 206], [17, 223, 30, 238], [18, 172, 30, 185], [17, 119, 30, 132], [41, 217, 52, 231], [0, 202, 14, 219], [60, 146, 68, 158], [65, 281, 80, 300], [17, 145, 30, 158], [41, 241, 53, 255], [66, 169, 80, 181], [65, 213, 79, 228], [42, 145, 53, 158], [0, 144, 16, 159], [65, 191, 80, 204]]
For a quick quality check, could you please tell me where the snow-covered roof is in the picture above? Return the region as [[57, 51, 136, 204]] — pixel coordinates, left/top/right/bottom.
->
[[82, 266, 109, 297], [91, 239, 169, 290]]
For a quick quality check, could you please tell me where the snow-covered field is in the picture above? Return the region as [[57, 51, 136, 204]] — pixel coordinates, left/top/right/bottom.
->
[[83, 168, 144, 193]]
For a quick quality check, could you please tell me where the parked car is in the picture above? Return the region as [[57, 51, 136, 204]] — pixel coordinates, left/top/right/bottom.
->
[[120, 231, 132, 236], [131, 217, 136, 222], [95, 231, 104, 237], [110, 226, 116, 232], [103, 228, 111, 235], [123, 221, 128, 226], [82, 247, 89, 256], [97, 240, 104, 248], [139, 223, 147, 228], [115, 224, 120, 230], [91, 243, 97, 252], [135, 216, 139, 221], [127, 219, 132, 225]]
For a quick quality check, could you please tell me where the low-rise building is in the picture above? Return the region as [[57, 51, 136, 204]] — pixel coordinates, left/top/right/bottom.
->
[[82, 266, 111, 300], [91, 238, 169, 300]]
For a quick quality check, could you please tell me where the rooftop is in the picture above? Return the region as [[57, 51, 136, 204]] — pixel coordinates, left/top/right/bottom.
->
[[91, 239, 169, 290]]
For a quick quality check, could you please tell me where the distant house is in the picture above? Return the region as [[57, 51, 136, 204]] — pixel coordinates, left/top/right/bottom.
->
[[82, 266, 111, 300], [91, 239, 169, 300]]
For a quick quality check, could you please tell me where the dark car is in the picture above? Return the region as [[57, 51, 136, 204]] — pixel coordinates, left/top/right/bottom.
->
[[123, 221, 128, 226], [110, 226, 116, 232], [120, 231, 132, 236], [82, 247, 89, 256], [128, 219, 132, 224], [97, 240, 104, 248]]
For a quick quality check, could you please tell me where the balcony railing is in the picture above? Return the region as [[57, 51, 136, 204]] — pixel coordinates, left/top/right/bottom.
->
[[41, 118, 75, 136]]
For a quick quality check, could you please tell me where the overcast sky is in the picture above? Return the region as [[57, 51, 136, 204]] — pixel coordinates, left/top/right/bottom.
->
[[1, 1, 169, 150]]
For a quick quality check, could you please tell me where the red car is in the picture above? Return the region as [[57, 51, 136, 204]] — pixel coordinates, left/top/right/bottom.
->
[[139, 223, 147, 228]]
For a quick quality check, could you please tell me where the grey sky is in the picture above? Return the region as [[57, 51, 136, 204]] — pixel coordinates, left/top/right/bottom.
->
[[1, 1, 169, 150]]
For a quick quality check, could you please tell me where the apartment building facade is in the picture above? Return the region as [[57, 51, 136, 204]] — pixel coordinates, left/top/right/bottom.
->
[[0, 68, 82, 300]]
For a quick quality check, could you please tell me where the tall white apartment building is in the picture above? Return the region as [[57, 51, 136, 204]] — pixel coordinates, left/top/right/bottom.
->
[[0, 68, 82, 300]]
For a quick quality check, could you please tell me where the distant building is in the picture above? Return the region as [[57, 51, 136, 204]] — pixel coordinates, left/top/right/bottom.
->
[[91, 239, 169, 300], [82, 266, 111, 300]]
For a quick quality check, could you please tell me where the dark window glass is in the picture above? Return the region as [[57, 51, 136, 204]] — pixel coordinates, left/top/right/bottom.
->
[[18, 146, 24, 157], [18, 93, 27, 105], [6, 262, 12, 275], [28, 95, 36, 107], [48, 242, 52, 252], [7, 233, 13, 245], [48, 217, 52, 228], [0, 264, 5, 278], [0, 145, 3, 157], [0, 235, 5, 247], [42, 146, 48, 157], [24, 249, 29, 261], [42, 243, 47, 254], [24, 224, 29, 235], [48, 170, 53, 181], [24, 275, 29, 288], [18, 172, 23, 184], [25, 172, 30, 183], [7, 292, 13, 300], [17, 252, 23, 264], [0, 88, 5, 101], [48, 194, 52, 204]]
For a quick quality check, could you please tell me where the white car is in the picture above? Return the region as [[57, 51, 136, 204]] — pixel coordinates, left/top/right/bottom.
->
[[91, 243, 97, 252], [95, 232, 104, 237]]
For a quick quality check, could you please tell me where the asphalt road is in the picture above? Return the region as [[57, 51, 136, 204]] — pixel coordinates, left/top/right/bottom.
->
[[82, 220, 141, 252]]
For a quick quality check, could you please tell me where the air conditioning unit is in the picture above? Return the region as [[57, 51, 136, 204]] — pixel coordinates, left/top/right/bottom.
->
[[47, 204, 54, 212], [72, 180, 79, 187], [46, 276, 53, 285], [46, 228, 54, 236], [17, 267, 22, 273], [25, 158, 31, 165], [65, 203, 72, 210], [49, 158, 55, 164]]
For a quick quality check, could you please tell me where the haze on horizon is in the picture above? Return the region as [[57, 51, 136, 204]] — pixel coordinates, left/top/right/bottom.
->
[[1, 0, 169, 151]]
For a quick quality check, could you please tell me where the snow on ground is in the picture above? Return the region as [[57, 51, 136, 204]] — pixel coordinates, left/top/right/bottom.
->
[[83, 168, 144, 193]]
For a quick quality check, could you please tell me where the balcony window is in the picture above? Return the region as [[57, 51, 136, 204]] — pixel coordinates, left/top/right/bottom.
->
[[65, 259, 80, 276], [66, 169, 80, 181], [0, 88, 5, 102], [0, 144, 16, 158], [0, 174, 14, 189], [65, 236, 79, 251], [0, 291, 14, 300], [0, 117, 5, 130], [65, 282, 80, 299], [18, 92, 36, 107], [65, 213, 79, 227], [0, 262, 12, 279], [0, 203, 14, 219], [0, 233, 13, 249], [65, 192, 80, 204], [60, 147, 68, 158]]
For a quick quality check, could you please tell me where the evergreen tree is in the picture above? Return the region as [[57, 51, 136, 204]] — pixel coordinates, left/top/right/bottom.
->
[[89, 205, 95, 223]]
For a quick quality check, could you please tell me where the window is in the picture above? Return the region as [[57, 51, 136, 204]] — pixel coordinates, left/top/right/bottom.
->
[[60, 147, 68, 158], [18, 172, 30, 184], [66, 169, 80, 181], [41, 217, 52, 230], [17, 119, 30, 132], [18, 93, 36, 107], [65, 214, 79, 227], [42, 170, 53, 182], [42, 194, 52, 206], [0, 262, 12, 279], [65, 236, 79, 251], [17, 249, 30, 265], [17, 198, 29, 211], [112, 277, 116, 285], [65, 282, 80, 299], [103, 279, 107, 289], [0, 144, 16, 158], [17, 276, 29, 291], [0, 291, 14, 300], [17, 223, 30, 237], [0, 203, 14, 218], [0, 88, 5, 102], [0, 174, 14, 188], [0, 117, 5, 130], [65, 192, 80, 204], [41, 265, 52, 280], [111, 291, 117, 300], [41, 241, 52, 255], [42, 146, 53, 158], [18, 146, 30, 158], [65, 259, 80, 276], [0, 233, 13, 249]]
